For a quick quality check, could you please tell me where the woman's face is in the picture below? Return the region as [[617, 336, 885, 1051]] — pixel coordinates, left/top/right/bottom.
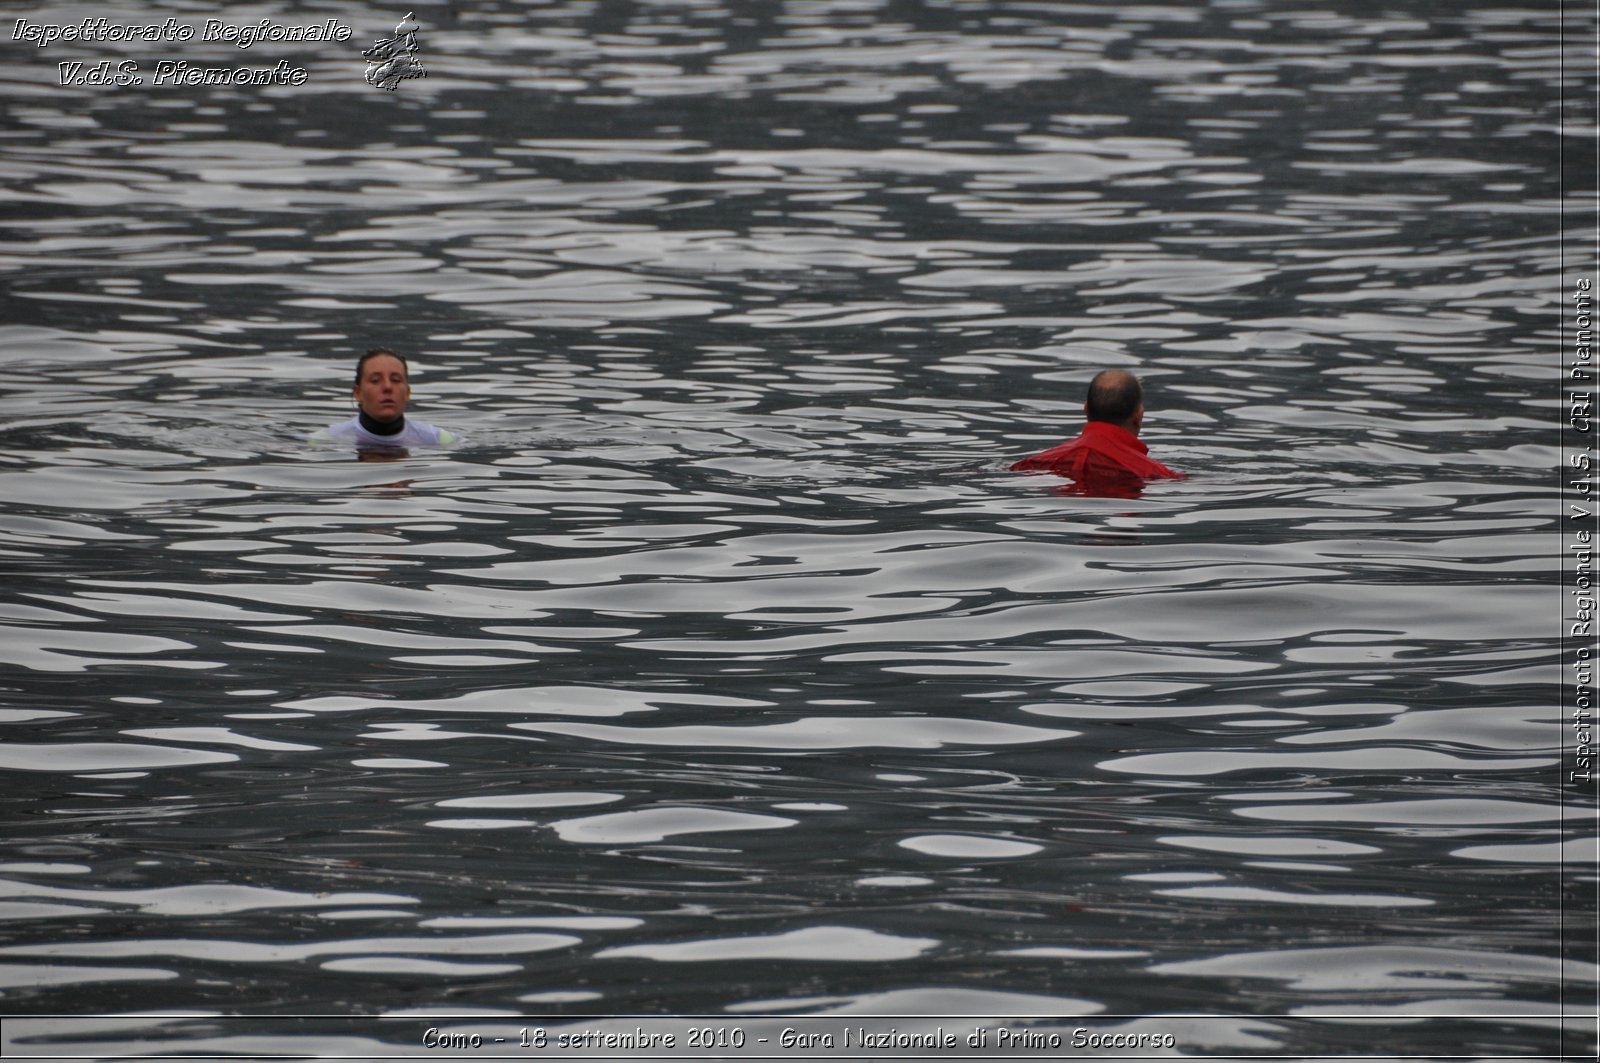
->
[[354, 353, 410, 420]]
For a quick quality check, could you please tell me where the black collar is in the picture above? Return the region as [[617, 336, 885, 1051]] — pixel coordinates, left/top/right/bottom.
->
[[358, 409, 406, 436]]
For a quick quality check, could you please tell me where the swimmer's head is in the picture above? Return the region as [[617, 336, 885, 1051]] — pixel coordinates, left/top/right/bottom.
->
[[353, 347, 410, 422], [1085, 369, 1144, 433]]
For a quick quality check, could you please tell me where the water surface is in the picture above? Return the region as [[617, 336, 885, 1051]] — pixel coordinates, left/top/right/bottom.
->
[[0, 0, 1592, 1057]]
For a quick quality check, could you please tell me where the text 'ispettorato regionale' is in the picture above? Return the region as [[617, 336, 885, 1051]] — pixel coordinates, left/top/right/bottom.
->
[[12, 16, 353, 87]]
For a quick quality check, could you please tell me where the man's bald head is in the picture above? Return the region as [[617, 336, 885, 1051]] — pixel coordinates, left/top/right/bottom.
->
[[1085, 369, 1144, 429]]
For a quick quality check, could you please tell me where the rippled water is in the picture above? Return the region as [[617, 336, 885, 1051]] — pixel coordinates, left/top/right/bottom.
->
[[0, 0, 1593, 1057]]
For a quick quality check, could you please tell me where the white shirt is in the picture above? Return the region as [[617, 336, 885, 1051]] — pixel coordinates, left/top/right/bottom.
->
[[314, 415, 458, 449]]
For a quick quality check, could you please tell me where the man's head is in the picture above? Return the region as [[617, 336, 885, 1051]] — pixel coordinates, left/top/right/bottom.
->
[[1084, 369, 1144, 433], [353, 348, 411, 421]]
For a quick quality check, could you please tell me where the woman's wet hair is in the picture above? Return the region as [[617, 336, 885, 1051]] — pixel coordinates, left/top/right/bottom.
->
[[354, 347, 408, 386]]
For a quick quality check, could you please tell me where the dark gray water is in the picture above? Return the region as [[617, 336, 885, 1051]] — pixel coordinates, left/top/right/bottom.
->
[[0, 0, 1594, 1057]]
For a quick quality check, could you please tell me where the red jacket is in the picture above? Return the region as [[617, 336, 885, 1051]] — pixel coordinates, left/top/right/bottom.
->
[[1011, 421, 1182, 496]]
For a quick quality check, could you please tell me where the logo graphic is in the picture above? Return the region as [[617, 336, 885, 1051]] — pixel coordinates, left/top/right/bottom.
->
[[363, 11, 425, 90]]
